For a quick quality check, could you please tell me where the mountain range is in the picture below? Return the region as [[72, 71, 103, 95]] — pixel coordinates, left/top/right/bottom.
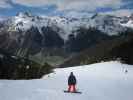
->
[[0, 12, 133, 65]]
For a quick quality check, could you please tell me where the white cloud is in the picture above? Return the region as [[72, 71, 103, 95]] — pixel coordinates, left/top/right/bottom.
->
[[0, 0, 12, 8], [12, 0, 55, 7], [11, 0, 133, 18], [12, 0, 123, 11], [57, 0, 122, 11], [64, 11, 92, 18], [101, 9, 133, 17]]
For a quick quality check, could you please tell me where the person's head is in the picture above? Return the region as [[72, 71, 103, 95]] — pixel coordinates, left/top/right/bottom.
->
[[70, 72, 73, 75]]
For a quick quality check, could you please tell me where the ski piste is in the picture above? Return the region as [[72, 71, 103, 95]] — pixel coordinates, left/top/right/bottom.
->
[[0, 61, 133, 100]]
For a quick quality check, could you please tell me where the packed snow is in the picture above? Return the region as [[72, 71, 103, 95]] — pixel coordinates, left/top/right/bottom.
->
[[0, 61, 133, 100]]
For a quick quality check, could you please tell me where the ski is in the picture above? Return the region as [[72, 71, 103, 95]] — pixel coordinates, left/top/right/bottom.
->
[[64, 90, 82, 94]]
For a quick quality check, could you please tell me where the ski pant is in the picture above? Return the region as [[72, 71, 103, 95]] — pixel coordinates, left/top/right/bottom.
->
[[68, 85, 76, 92]]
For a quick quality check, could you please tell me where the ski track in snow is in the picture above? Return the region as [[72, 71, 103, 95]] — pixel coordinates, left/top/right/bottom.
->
[[0, 61, 133, 100]]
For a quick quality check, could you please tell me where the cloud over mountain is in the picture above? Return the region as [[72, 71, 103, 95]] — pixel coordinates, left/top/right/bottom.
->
[[0, 0, 133, 17], [12, 0, 122, 11], [0, 0, 12, 8]]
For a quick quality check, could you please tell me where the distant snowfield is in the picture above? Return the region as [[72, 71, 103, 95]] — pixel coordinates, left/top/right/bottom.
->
[[0, 61, 133, 100]]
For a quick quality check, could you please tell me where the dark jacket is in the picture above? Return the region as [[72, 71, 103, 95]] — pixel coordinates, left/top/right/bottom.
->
[[68, 74, 77, 85]]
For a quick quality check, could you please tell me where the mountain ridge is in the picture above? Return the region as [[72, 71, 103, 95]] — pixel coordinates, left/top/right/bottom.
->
[[0, 12, 133, 65], [1, 12, 133, 40]]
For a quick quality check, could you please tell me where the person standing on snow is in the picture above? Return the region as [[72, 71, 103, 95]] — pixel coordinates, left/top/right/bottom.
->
[[68, 72, 77, 92]]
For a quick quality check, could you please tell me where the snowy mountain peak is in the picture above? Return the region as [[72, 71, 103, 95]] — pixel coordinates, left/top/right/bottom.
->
[[129, 13, 133, 20], [91, 13, 99, 19], [120, 13, 133, 28], [1, 12, 133, 40], [16, 12, 33, 18]]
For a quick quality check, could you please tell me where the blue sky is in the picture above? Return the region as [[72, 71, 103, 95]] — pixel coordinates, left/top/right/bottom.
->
[[0, 0, 133, 17]]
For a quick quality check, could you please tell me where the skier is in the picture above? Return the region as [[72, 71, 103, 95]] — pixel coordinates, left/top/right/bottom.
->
[[68, 72, 77, 92]]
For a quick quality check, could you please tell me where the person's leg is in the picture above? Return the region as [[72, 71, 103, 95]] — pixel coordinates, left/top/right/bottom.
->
[[73, 85, 76, 92], [68, 85, 71, 91]]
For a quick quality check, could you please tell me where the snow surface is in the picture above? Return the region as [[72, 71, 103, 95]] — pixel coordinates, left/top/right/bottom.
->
[[121, 20, 133, 28], [0, 61, 133, 100]]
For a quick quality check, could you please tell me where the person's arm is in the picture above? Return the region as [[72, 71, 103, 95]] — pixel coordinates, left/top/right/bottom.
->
[[74, 76, 77, 84], [68, 76, 70, 85]]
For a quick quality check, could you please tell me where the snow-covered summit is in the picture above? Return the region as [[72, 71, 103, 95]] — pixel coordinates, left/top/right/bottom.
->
[[1, 12, 133, 40], [89, 13, 129, 35], [121, 14, 133, 28], [121, 20, 133, 28]]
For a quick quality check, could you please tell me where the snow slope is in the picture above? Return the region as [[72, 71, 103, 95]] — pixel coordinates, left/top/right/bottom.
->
[[0, 61, 133, 100]]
